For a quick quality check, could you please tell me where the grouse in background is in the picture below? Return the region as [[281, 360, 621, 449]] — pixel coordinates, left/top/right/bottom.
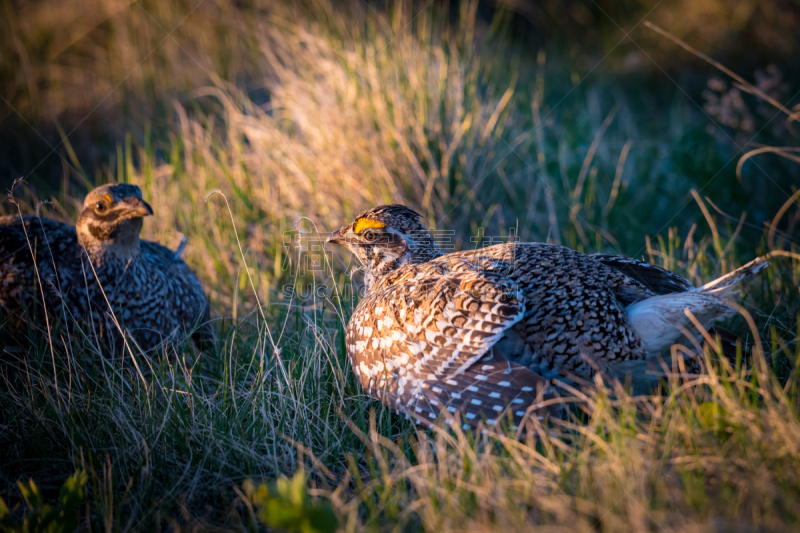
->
[[0, 183, 211, 353]]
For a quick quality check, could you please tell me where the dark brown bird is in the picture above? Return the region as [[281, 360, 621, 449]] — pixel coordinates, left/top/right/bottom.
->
[[0, 183, 210, 353], [327, 205, 768, 430]]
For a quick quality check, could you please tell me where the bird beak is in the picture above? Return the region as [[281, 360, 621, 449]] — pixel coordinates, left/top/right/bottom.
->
[[121, 197, 154, 218], [326, 226, 353, 245]]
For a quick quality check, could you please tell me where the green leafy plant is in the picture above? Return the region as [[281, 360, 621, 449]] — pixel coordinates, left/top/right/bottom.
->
[[0, 470, 87, 533], [242, 472, 338, 533]]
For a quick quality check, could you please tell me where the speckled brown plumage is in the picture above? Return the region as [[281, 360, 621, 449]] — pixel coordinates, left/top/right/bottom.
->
[[0, 184, 210, 353], [327, 204, 768, 430]]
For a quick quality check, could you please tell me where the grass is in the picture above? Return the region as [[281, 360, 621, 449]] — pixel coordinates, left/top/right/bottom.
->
[[1, 0, 800, 530]]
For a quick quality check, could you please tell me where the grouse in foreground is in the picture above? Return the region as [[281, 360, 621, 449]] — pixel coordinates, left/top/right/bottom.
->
[[327, 205, 768, 431], [0, 184, 210, 353]]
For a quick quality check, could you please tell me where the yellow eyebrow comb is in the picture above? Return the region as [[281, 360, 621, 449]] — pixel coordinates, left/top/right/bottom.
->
[[353, 218, 386, 233]]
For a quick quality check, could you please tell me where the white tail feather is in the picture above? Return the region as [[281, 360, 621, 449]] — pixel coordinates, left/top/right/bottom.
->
[[174, 234, 188, 259], [627, 257, 769, 357]]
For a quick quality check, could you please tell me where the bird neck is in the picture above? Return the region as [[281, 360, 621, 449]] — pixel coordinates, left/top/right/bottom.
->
[[363, 237, 444, 292], [406, 234, 444, 263], [77, 218, 143, 266]]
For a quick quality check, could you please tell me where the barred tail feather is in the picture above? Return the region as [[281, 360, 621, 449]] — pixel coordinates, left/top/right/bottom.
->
[[701, 257, 770, 294]]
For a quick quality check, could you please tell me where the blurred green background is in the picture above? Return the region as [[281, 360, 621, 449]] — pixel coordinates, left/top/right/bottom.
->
[[2, 0, 798, 215]]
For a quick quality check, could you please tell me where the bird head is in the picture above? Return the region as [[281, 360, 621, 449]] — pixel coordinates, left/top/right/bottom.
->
[[326, 205, 442, 289], [76, 183, 153, 262]]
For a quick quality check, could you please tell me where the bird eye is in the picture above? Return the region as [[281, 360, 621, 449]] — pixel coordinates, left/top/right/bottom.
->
[[95, 202, 106, 212], [363, 230, 377, 242]]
